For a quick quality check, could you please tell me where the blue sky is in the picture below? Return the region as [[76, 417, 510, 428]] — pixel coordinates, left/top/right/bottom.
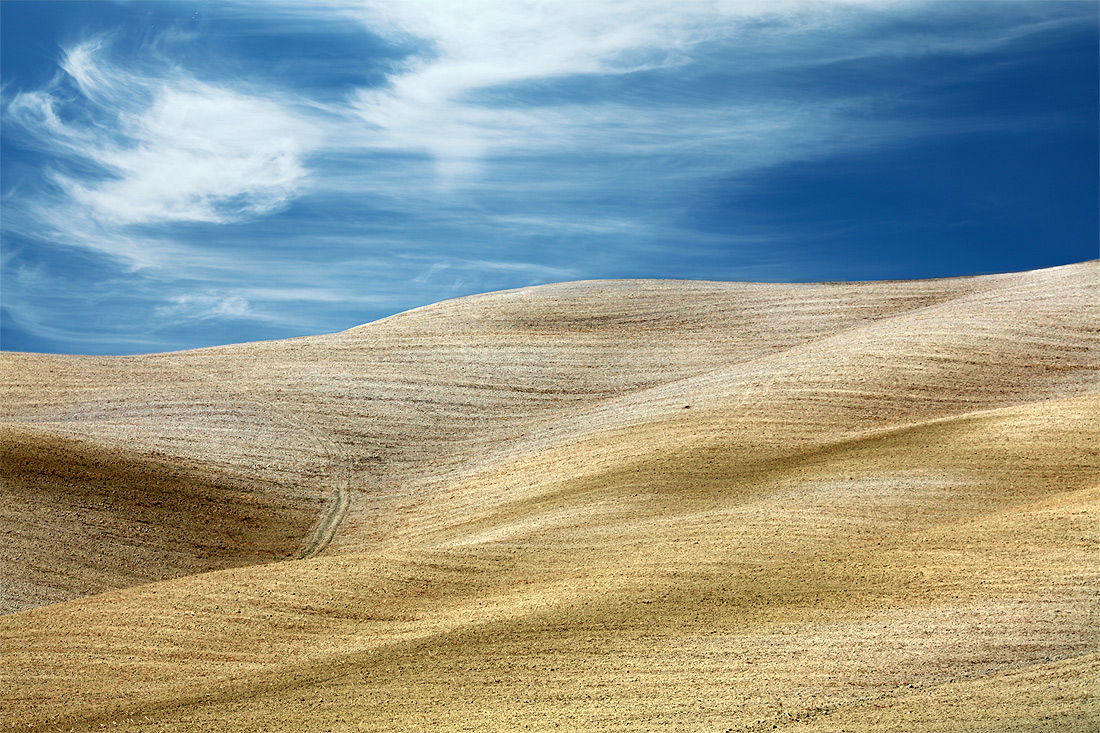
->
[[1, 1, 1096, 355]]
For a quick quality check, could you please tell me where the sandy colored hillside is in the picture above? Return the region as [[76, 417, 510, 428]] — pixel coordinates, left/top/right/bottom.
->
[[1, 261, 1097, 731]]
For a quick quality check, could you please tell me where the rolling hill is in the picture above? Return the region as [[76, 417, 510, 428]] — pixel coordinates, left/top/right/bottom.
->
[[1, 261, 1097, 731]]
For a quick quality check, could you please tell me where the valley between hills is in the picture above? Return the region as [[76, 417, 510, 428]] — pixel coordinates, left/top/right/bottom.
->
[[1, 262, 1097, 731]]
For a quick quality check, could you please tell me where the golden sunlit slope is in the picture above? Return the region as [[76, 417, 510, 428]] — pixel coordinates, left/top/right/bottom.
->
[[1, 261, 1097, 731]]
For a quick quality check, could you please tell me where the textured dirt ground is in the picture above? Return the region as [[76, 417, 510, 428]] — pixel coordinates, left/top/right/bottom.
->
[[0, 427, 320, 613], [1, 262, 1097, 731]]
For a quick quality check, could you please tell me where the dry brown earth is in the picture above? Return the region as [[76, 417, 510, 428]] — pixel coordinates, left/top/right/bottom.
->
[[1, 262, 1097, 731]]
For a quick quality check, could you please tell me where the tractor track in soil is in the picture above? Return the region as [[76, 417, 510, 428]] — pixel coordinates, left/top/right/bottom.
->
[[210, 380, 353, 562]]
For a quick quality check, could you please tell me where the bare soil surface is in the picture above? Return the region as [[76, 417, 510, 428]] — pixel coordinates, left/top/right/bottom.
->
[[0, 427, 319, 614], [1, 262, 1097, 731]]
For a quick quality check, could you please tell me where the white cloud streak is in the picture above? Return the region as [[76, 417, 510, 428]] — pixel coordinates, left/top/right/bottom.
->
[[64, 83, 313, 225], [309, 0, 903, 181], [7, 0, 1071, 250], [5, 38, 318, 238], [153, 293, 253, 321], [290, 0, 1079, 208]]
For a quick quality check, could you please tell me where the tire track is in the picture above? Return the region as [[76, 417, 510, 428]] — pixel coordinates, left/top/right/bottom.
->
[[295, 431, 351, 559], [265, 408, 352, 561], [202, 374, 353, 562]]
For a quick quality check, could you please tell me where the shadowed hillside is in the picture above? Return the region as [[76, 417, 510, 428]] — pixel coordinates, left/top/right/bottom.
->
[[1, 262, 1097, 731], [0, 427, 321, 614]]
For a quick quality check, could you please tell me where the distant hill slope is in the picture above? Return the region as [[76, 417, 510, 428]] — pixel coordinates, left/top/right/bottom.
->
[[1, 261, 1097, 731]]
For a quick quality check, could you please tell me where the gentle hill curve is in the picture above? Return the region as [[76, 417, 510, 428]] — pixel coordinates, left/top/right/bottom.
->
[[1, 261, 1097, 731]]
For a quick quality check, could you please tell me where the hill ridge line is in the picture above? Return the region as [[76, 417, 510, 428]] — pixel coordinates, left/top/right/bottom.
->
[[472, 274, 1029, 465]]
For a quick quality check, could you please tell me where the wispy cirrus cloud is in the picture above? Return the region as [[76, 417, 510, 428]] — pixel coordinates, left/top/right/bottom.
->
[[153, 292, 254, 321], [63, 82, 313, 226], [299, 0, 1090, 207], [329, 0, 886, 183], [4, 36, 318, 257]]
